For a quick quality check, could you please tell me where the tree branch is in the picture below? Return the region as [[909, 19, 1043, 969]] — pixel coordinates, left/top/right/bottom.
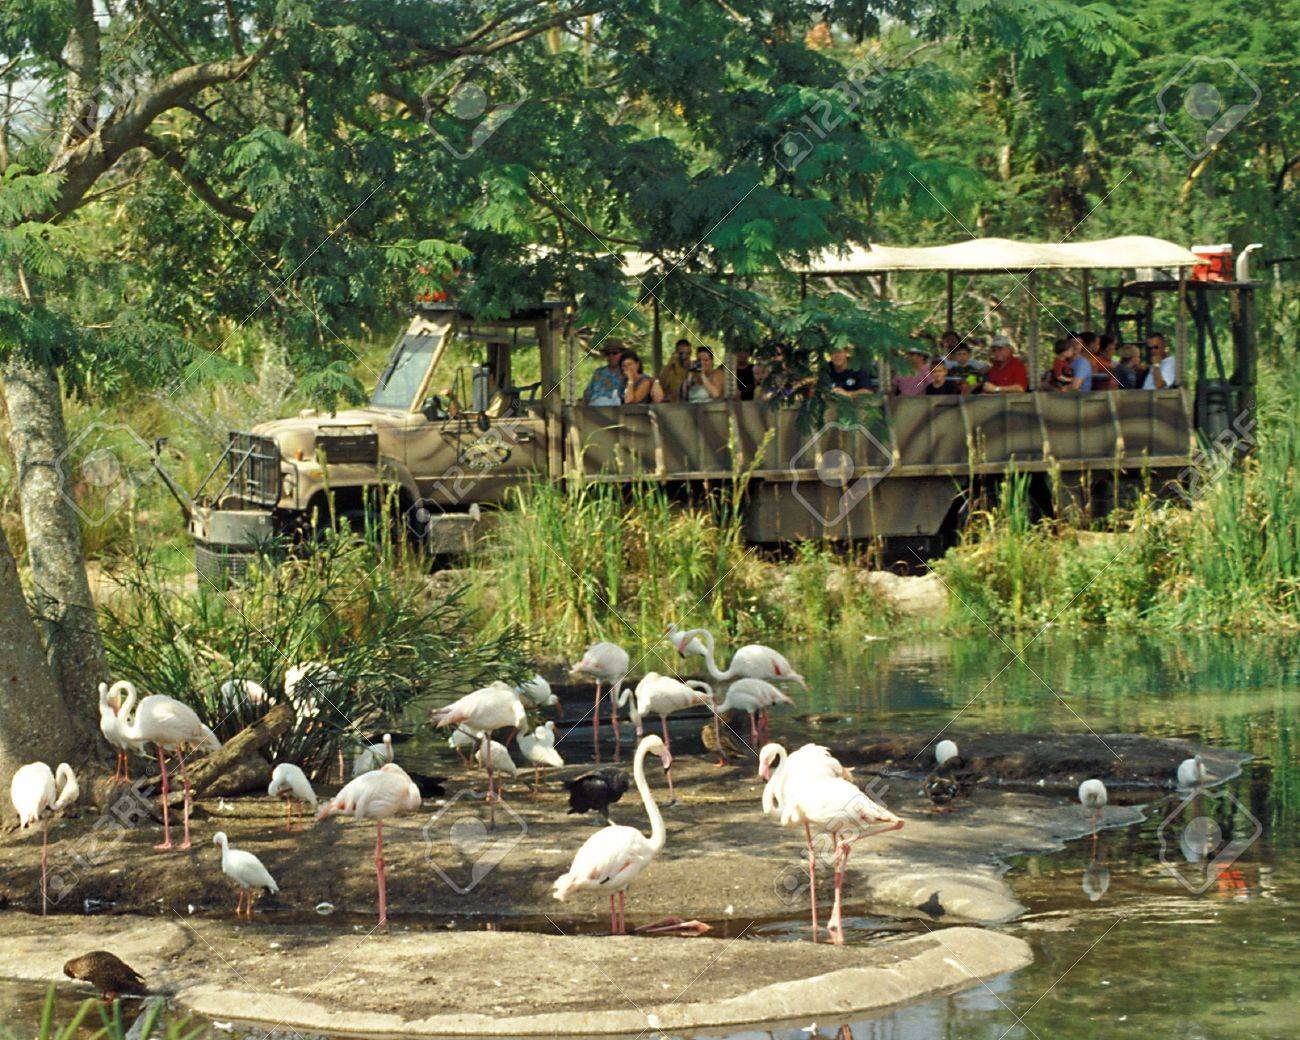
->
[[140, 133, 254, 222]]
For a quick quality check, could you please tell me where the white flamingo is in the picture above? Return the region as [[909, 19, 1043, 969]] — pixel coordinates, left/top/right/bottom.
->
[[429, 682, 526, 827], [116, 688, 220, 850], [553, 734, 672, 934], [935, 739, 959, 765], [779, 766, 903, 944], [316, 763, 422, 927], [667, 625, 806, 688], [518, 721, 565, 789], [219, 678, 267, 709], [448, 725, 481, 765], [10, 762, 79, 915], [474, 738, 520, 802], [284, 661, 345, 717], [353, 733, 394, 776], [267, 763, 317, 830], [1078, 778, 1108, 837], [98, 681, 145, 783], [212, 831, 278, 918], [710, 678, 794, 756], [517, 674, 562, 716], [620, 673, 712, 802], [1176, 756, 1208, 790], [570, 642, 629, 763]]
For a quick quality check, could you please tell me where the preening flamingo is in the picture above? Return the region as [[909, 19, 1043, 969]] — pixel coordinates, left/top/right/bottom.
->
[[518, 721, 565, 789], [1176, 755, 1208, 789], [99, 681, 145, 783], [667, 626, 806, 688], [620, 672, 713, 802], [353, 733, 394, 776], [316, 763, 422, 927], [219, 678, 267, 709], [10, 762, 79, 915], [116, 688, 220, 850], [1078, 778, 1108, 837], [429, 682, 526, 828], [570, 642, 629, 762], [267, 763, 317, 830], [778, 760, 902, 944], [517, 674, 562, 716], [448, 725, 481, 765], [283, 661, 345, 717], [710, 678, 794, 758], [553, 734, 672, 934], [213, 831, 278, 918]]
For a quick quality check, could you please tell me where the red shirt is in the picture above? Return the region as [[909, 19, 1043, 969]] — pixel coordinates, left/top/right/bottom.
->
[[985, 356, 1028, 391]]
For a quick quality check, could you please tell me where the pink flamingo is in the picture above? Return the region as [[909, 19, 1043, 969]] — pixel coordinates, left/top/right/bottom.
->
[[620, 672, 712, 803], [570, 642, 629, 763], [553, 734, 672, 934], [316, 763, 422, 927], [777, 754, 902, 944], [116, 687, 220, 850], [667, 626, 806, 689], [429, 682, 526, 828], [710, 678, 795, 758], [10, 762, 79, 915]]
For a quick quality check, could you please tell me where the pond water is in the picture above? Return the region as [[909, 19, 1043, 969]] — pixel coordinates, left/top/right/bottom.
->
[[3, 631, 1295, 1039]]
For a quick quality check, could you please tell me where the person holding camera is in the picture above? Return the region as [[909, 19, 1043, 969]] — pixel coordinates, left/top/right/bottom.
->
[[683, 346, 726, 402], [656, 338, 693, 401]]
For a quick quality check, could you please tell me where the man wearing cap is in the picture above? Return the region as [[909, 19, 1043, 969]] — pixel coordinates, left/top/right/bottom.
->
[[982, 335, 1028, 393], [583, 342, 626, 405]]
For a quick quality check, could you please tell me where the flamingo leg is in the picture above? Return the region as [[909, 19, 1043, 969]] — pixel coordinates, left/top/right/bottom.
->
[[609, 894, 617, 935], [593, 682, 603, 764], [660, 716, 678, 803], [375, 821, 389, 928], [154, 747, 173, 850], [177, 752, 193, 850], [612, 691, 622, 763], [123, 750, 132, 783], [759, 708, 770, 744], [337, 749, 346, 783], [805, 821, 819, 942], [749, 712, 759, 747], [828, 839, 847, 945], [40, 819, 49, 916], [482, 734, 497, 830], [618, 890, 627, 935]]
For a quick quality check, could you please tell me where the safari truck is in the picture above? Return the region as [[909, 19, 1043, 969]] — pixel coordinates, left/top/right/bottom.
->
[[182, 236, 1257, 581]]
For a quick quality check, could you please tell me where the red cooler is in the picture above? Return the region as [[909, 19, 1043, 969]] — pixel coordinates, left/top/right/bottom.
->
[[1191, 243, 1233, 281]]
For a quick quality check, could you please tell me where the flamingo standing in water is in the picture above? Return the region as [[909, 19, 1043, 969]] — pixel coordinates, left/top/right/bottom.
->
[[570, 642, 629, 763], [620, 672, 712, 803], [1078, 778, 1108, 840], [267, 762, 317, 830], [10, 762, 79, 915], [667, 626, 807, 691], [429, 682, 526, 827], [115, 687, 220, 850], [779, 762, 902, 944], [316, 763, 422, 927], [709, 678, 794, 759], [553, 734, 672, 934]]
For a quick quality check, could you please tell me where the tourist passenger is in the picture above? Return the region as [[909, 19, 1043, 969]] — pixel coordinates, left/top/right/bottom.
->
[[1113, 343, 1145, 389], [683, 346, 726, 402], [657, 338, 693, 401], [892, 347, 933, 396], [1082, 332, 1117, 391], [1044, 338, 1076, 391], [761, 344, 814, 403], [944, 343, 986, 393], [733, 348, 757, 400], [583, 343, 625, 405], [925, 360, 961, 395], [1067, 333, 1094, 392], [621, 351, 660, 404], [1143, 333, 1177, 389], [827, 346, 875, 397], [982, 335, 1028, 393]]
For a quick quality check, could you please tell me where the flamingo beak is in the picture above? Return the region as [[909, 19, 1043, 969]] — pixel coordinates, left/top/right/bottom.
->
[[660, 752, 673, 773]]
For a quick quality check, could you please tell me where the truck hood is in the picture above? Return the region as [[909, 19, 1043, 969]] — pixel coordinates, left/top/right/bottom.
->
[[249, 407, 410, 460]]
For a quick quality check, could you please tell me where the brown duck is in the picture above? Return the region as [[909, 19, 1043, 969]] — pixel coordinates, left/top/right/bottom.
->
[[700, 720, 745, 764], [63, 951, 146, 1002]]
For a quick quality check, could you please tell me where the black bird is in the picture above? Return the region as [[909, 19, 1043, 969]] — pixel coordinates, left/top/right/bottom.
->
[[63, 951, 146, 1002], [922, 754, 980, 809], [406, 771, 449, 798], [564, 768, 629, 822]]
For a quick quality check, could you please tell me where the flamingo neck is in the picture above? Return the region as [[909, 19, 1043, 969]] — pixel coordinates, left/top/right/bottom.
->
[[687, 629, 731, 681], [117, 686, 139, 737], [633, 740, 666, 853]]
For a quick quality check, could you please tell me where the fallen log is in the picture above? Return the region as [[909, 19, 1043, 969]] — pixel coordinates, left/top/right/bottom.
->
[[187, 702, 295, 795]]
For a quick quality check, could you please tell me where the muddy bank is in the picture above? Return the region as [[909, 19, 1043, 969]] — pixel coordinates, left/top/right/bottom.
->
[[0, 914, 1029, 1035], [0, 754, 1149, 930]]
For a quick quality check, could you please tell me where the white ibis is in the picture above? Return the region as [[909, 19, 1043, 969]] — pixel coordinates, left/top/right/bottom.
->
[[115, 688, 220, 850], [9, 762, 79, 915], [667, 626, 806, 688], [553, 734, 672, 934], [316, 763, 422, 927], [267, 763, 317, 830], [474, 738, 520, 802], [518, 721, 565, 789], [212, 831, 278, 918], [570, 642, 629, 763]]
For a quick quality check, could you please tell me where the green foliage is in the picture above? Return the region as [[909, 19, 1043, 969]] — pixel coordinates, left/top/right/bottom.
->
[[98, 527, 530, 773], [18, 987, 206, 1040]]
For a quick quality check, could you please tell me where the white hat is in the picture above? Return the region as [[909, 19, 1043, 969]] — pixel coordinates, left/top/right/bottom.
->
[[990, 335, 1012, 348]]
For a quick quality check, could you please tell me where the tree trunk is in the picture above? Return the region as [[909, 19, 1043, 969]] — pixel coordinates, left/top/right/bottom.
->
[[2, 350, 105, 735], [0, 521, 88, 823]]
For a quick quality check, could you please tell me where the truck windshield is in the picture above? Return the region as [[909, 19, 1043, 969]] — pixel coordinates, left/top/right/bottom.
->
[[370, 333, 440, 410]]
